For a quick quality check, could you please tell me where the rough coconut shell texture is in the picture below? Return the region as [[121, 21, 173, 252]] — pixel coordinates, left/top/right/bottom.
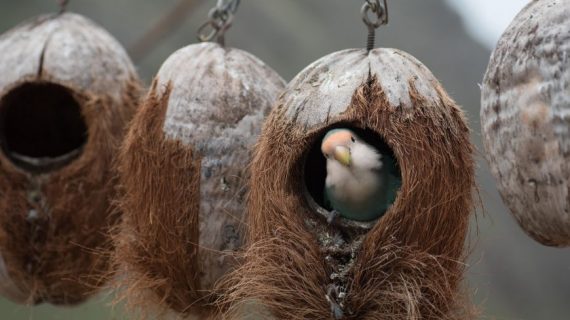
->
[[0, 13, 140, 304], [114, 42, 285, 318], [481, 0, 570, 247], [220, 49, 476, 319]]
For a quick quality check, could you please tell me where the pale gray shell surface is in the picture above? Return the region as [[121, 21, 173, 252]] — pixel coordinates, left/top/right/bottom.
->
[[0, 12, 135, 101], [481, 0, 570, 246], [156, 42, 285, 290], [282, 48, 442, 128]]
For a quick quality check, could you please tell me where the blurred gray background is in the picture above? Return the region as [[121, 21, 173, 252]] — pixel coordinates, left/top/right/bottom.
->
[[0, 0, 568, 319]]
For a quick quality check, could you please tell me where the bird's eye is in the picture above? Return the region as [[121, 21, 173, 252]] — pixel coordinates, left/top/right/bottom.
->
[[351, 136, 356, 142]]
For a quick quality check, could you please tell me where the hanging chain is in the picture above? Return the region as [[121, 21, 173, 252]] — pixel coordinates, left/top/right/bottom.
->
[[58, 0, 69, 14], [197, 0, 241, 46], [361, 0, 388, 51]]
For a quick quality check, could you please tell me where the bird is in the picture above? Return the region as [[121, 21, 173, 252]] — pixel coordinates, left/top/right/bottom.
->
[[321, 128, 400, 222]]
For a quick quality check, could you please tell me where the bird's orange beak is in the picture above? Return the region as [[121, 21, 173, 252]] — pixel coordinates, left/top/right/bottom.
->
[[333, 146, 351, 167]]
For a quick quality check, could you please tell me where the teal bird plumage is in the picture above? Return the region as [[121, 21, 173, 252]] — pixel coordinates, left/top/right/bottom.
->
[[321, 128, 401, 222]]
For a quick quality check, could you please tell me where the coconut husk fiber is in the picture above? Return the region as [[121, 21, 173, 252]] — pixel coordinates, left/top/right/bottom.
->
[[219, 48, 476, 319], [0, 13, 140, 305], [481, 0, 570, 247], [113, 42, 285, 318]]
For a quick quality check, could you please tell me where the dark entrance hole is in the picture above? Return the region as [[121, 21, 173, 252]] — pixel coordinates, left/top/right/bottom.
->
[[0, 82, 87, 173], [303, 124, 401, 221]]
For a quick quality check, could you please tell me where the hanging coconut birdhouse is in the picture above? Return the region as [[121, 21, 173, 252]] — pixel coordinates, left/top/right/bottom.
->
[[0, 12, 140, 305], [481, 0, 570, 247], [113, 22, 285, 317], [221, 3, 475, 319]]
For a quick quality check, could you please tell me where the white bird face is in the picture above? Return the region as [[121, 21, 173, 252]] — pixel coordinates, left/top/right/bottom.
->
[[321, 129, 357, 167], [321, 128, 383, 170]]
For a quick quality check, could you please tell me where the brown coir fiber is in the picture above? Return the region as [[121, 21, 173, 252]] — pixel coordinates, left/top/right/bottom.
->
[[220, 63, 476, 318], [0, 78, 140, 305], [113, 81, 210, 317]]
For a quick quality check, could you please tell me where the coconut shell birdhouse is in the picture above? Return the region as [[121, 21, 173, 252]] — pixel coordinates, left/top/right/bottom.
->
[[114, 42, 285, 317], [481, 0, 570, 247], [221, 47, 476, 319], [0, 13, 140, 305]]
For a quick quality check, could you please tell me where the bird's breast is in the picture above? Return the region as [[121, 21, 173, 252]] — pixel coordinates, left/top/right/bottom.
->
[[326, 161, 383, 206]]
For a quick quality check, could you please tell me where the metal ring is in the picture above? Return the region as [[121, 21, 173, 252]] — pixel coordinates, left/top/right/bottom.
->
[[208, 6, 229, 23], [216, 0, 240, 14], [197, 20, 219, 42], [223, 0, 241, 14], [198, 0, 239, 44], [197, 11, 234, 43], [362, 0, 388, 29]]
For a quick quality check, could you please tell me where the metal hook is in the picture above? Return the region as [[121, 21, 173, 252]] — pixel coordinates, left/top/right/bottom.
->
[[361, 0, 388, 51], [58, 0, 69, 14], [197, 0, 241, 46]]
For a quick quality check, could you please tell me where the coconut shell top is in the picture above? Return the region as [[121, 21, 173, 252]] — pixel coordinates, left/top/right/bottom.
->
[[221, 48, 475, 319], [115, 42, 285, 316], [481, 0, 570, 247], [0, 13, 135, 101], [0, 13, 139, 304]]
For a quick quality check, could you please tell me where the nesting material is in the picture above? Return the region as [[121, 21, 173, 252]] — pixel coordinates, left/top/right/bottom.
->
[[114, 42, 285, 317], [0, 13, 140, 305], [220, 49, 476, 319], [481, 0, 570, 247]]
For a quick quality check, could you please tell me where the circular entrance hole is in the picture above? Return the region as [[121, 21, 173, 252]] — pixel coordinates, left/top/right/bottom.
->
[[0, 82, 87, 173], [303, 125, 401, 227]]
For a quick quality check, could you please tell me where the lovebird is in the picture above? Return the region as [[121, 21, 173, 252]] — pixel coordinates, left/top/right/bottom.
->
[[321, 128, 401, 222]]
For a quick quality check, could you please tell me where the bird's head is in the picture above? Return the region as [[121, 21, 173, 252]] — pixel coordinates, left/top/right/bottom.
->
[[321, 128, 357, 167]]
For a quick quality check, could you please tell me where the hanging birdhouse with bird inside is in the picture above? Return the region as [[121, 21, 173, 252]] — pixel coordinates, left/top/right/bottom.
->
[[481, 0, 570, 247], [221, 1, 475, 319], [112, 0, 285, 317], [0, 6, 140, 305]]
